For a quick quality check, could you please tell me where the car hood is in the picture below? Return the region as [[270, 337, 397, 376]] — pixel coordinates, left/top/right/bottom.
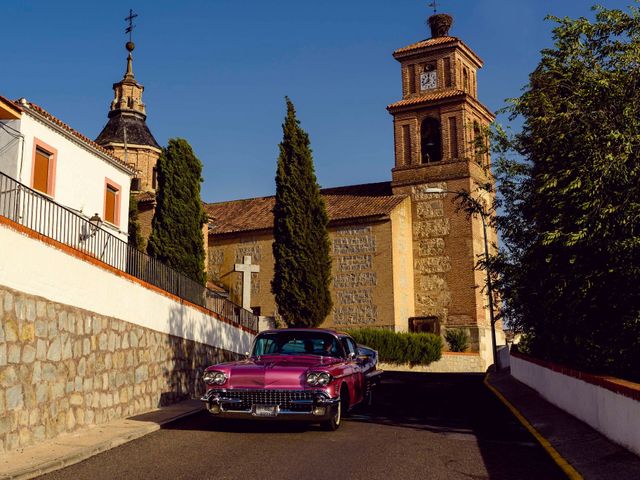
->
[[213, 355, 340, 389]]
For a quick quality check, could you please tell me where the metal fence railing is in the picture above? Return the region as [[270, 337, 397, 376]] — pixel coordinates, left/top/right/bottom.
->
[[0, 170, 258, 332]]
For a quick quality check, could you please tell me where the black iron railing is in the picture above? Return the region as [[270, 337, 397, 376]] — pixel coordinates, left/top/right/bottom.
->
[[0, 171, 257, 332]]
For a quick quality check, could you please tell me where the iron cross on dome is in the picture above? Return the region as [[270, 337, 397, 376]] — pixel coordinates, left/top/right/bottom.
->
[[125, 9, 138, 42], [428, 1, 439, 14]]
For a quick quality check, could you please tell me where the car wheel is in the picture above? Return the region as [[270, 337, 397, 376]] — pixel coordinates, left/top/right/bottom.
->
[[322, 390, 345, 431]]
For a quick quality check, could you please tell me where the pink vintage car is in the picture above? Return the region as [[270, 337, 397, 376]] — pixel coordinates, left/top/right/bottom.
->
[[201, 328, 381, 430]]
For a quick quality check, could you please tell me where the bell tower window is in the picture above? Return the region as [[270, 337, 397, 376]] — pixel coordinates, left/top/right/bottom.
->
[[420, 118, 441, 163], [463, 67, 469, 92]]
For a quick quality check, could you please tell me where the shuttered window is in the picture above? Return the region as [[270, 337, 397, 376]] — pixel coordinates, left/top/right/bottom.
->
[[33, 148, 50, 194], [105, 185, 118, 225]]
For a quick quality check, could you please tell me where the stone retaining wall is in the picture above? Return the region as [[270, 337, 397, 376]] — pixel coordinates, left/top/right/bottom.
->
[[0, 285, 236, 453]]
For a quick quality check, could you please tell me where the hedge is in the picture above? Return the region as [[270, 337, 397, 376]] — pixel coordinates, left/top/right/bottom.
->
[[347, 328, 442, 366]]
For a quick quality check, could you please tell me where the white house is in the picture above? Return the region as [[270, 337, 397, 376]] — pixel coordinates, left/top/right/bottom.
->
[[0, 95, 134, 242]]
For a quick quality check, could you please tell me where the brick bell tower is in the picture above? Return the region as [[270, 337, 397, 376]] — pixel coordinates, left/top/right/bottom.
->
[[387, 11, 499, 358]]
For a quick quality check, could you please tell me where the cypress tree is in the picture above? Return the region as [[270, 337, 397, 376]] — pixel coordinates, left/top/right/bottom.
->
[[272, 98, 333, 327], [147, 138, 207, 285]]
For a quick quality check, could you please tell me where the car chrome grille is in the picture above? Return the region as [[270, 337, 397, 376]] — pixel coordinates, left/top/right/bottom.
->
[[212, 389, 316, 411]]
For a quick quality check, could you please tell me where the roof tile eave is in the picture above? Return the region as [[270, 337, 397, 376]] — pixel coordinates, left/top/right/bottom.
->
[[392, 36, 484, 66], [208, 212, 399, 237], [0, 95, 23, 114], [386, 89, 465, 110], [17, 100, 135, 175], [393, 36, 458, 56]]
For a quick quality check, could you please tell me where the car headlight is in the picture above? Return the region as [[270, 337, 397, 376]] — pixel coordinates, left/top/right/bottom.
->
[[203, 371, 227, 385], [306, 372, 331, 386]]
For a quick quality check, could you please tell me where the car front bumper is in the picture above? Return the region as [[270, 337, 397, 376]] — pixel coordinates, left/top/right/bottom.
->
[[200, 388, 340, 422]]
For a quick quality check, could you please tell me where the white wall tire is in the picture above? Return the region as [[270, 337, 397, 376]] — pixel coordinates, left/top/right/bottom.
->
[[322, 394, 343, 431]]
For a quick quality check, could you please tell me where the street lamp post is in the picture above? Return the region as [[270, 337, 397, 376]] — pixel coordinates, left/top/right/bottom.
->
[[424, 187, 499, 369]]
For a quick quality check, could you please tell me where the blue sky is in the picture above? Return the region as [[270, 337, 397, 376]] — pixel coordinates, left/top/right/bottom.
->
[[2, 0, 633, 202]]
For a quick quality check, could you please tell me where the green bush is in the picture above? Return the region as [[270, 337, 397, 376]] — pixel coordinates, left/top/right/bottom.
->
[[444, 329, 469, 352], [347, 328, 442, 366]]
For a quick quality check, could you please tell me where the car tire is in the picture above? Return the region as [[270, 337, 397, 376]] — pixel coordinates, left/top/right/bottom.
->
[[322, 389, 347, 431]]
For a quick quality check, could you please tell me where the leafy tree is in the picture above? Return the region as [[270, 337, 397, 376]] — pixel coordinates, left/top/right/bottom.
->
[[147, 138, 207, 285], [127, 192, 145, 251], [492, 5, 640, 380], [272, 98, 333, 327]]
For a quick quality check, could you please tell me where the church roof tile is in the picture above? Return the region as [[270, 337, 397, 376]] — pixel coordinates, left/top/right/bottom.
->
[[393, 35, 458, 56], [205, 181, 407, 236], [392, 35, 483, 66], [386, 89, 465, 111], [95, 111, 161, 150]]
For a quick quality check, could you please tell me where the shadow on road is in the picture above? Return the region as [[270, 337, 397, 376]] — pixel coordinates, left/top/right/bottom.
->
[[161, 371, 565, 479], [353, 372, 565, 478]]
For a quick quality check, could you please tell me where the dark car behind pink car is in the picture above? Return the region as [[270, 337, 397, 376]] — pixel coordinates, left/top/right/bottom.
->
[[201, 329, 381, 430]]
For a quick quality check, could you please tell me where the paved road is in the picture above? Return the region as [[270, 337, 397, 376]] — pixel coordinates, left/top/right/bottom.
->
[[40, 372, 565, 480]]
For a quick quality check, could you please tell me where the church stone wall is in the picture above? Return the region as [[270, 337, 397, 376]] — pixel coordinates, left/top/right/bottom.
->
[[109, 145, 160, 193], [208, 232, 274, 314], [330, 222, 395, 330], [208, 217, 402, 330], [137, 202, 155, 243]]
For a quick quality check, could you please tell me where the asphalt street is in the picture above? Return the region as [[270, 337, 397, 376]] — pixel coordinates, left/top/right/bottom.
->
[[39, 372, 566, 480]]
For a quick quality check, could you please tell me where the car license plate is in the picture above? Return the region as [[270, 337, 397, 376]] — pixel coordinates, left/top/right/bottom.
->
[[253, 404, 278, 417]]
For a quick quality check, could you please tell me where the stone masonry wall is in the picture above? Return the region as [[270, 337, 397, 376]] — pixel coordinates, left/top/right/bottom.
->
[[0, 284, 236, 453], [208, 220, 397, 330], [332, 226, 379, 327], [410, 182, 452, 321]]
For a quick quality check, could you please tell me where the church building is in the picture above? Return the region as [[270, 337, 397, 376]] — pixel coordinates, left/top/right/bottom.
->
[[204, 12, 504, 363]]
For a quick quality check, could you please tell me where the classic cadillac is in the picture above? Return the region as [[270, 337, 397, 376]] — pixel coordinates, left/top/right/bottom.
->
[[201, 328, 381, 430]]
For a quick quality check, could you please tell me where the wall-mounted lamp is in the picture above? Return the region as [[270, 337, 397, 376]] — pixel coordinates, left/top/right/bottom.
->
[[89, 213, 102, 233], [80, 213, 102, 241]]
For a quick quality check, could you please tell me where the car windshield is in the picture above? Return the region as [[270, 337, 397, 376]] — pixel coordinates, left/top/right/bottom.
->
[[252, 332, 343, 358]]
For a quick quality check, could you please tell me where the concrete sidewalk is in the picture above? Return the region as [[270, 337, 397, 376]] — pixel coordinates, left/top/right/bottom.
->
[[0, 399, 204, 480], [487, 371, 640, 480]]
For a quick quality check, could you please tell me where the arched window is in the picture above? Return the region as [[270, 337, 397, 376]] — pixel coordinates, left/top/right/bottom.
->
[[463, 68, 469, 92], [421, 118, 441, 163]]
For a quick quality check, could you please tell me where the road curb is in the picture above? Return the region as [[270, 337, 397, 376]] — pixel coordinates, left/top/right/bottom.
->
[[483, 373, 582, 480], [2, 403, 204, 480]]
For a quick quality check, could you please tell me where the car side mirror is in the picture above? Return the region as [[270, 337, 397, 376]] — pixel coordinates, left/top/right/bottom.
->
[[348, 352, 357, 361], [244, 351, 250, 359]]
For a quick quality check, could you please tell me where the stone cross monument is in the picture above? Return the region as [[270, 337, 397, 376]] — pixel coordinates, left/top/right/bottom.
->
[[234, 256, 260, 310]]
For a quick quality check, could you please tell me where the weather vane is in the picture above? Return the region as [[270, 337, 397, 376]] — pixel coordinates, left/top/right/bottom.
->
[[428, 1, 438, 13], [125, 9, 138, 43]]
